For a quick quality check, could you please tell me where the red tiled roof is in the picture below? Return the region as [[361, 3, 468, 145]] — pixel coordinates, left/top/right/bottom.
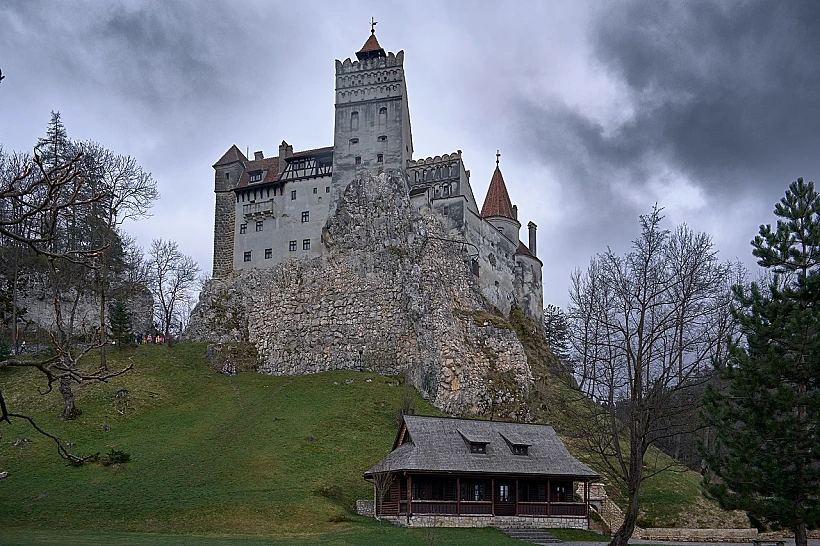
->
[[235, 157, 280, 189], [213, 144, 247, 167], [358, 33, 383, 54], [480, 166, 515, 219], [516, 241, 534, 258]]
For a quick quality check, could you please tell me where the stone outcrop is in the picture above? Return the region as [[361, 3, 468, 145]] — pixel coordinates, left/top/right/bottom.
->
[[187, 169, 533, 415]]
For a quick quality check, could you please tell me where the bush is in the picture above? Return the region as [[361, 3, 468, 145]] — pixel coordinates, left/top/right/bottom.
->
[[100, 449, 131, 466]]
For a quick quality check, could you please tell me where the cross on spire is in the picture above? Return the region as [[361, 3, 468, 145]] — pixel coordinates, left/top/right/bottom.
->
[[370, 17, 378, 34], [496, 150, 501, 167]]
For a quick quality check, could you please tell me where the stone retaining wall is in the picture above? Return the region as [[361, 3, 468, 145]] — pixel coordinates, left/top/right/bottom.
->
[[635, 528, 758, 542], [398, 514, 588, 529]]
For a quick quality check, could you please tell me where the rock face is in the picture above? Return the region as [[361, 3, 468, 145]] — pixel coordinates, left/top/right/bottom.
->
[[187, 170, 533, 416]]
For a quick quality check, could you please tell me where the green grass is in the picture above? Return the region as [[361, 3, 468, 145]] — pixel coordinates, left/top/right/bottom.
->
[[0, 342, 741, 541], [548, 528, 608, 542]]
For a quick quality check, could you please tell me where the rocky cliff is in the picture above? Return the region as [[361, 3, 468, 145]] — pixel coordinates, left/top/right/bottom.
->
[[186, 170, 534, 416]]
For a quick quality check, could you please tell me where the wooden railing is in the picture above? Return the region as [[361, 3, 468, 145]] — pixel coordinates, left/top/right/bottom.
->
[[398, 500, 584, 517], [242, 200, 274, 217]]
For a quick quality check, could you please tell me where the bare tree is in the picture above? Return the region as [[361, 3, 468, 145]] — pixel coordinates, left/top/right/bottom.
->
[[146, 239, 199, 339], [565, 207, 739, 545], [0, 149, 132, 461], [372, 471, 396, 521]]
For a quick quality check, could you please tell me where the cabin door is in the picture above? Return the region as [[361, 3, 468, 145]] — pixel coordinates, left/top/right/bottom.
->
[[495, 481, 515, 516]]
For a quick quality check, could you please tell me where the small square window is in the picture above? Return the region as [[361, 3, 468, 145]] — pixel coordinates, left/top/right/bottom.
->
[[325, 186, 330, 193], [243, 251, 252, 262], [377, 154, 383, 163], [355, 156, 361, 165], [291, 190, 297, 200], [303, 239, 311, 250], [289, 240, 297, 252], [256, 220, 264, 232], [239, 223, 247, 234], [301, 211, 309, 223], [313, 187, 317, 194], [264, 248, 272, 259], [469, 443, 487, 454]]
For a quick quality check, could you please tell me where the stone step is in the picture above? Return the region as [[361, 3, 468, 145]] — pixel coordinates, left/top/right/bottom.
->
[[498, 527, 563, 544]]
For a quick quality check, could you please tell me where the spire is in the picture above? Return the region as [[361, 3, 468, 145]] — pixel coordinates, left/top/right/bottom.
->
[[357, 18, 386, 60], [480, 151, 516, 219]]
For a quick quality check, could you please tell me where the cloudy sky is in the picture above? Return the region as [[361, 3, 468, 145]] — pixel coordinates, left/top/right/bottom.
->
[[2, 1, 818, 308]]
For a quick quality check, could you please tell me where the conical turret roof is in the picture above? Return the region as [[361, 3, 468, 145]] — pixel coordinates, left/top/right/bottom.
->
[[480, 154, 515, 219], [213, 144, 248, 167], [357, 24, 386, 60]]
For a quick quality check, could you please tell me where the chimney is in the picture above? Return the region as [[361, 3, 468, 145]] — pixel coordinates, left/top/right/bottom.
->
[[254, 150, 264, 161], [528, 221, 537, 257], [278, 140, 293, 174], [512, 204, 518, 221]]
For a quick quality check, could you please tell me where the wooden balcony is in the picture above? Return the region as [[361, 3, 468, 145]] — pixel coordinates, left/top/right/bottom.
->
[[242, 200, 274, 217]]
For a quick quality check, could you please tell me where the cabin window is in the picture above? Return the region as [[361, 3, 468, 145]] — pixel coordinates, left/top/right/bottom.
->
[[303, 239, 311, 250], [377, 154, 383, 163], [355, 156, 361, 165], [289, 240, 297, 251], [351, 111, 359, 131], [291, 190, 297, 200], [264, 248, 272, 259], [239, 223, 247, 234], [469, 442, 487, 454], [243, 251, 251, 262], [498, 484, 510, 502], [512, 445, 529, 456], [301, 211, 309, 223], [255, 220, 263, 232]]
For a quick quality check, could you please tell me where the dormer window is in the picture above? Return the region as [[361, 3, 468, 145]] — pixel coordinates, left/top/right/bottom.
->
[[469, 442, 487, 454], [249, 170, 263, 183], [512, 445, 528, 456], [500, 432, 531, 456]]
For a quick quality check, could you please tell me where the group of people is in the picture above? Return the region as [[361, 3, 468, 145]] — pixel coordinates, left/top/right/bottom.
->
[[135, 332, 165, 345]]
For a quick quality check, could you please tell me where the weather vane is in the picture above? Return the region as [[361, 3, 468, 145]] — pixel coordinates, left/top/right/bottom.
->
[[370, 17, 378, 34], [496, 150, 501, 167]]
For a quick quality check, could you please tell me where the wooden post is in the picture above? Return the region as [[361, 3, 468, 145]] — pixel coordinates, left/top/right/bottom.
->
[[407, 475, 412, 522], [515, 478, 519, 516], [456, 477, 461, 515], [491, 478, 495, 516], [547, 478, 551, 516], [585, 481, 589, 517]]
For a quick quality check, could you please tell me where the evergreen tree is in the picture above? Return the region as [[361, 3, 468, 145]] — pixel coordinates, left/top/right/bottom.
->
[[108, 300, 132, 349], [701, 178, 820, 545], [543, 304, 572, 371]]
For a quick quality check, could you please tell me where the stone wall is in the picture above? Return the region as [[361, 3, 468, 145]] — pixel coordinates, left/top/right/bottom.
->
[[394, 514, 588, 529], [635, 528, 758, 542], [187, 169, 533, 416]]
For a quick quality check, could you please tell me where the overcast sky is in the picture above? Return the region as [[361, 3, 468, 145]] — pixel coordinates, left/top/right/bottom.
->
[[2, 1, 818, 308]]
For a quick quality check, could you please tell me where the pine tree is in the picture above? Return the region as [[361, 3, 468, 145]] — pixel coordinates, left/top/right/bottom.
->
[[108, 300, 132, 349], [701, 178, 820, 545], [543, 304, 572, 371]]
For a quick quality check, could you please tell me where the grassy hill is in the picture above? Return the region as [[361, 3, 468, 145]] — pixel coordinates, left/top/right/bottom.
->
[[0, 343, 742, 544]]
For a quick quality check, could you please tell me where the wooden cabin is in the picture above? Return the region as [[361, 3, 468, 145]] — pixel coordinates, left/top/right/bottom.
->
[[363, 415, 600, 528]]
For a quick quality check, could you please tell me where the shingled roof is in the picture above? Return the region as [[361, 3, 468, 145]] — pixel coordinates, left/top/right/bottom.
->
[[480, 165, 515, 219], [357, 32, 386, 60], [364, 415, 599, 479], [213, 144, 248, 168]]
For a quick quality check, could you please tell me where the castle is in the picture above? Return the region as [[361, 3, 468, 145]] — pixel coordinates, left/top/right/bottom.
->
[[211, 28, 543, 320]]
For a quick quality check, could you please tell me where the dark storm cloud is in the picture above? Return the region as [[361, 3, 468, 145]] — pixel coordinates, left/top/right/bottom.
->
[[515, 1, 820, 204]]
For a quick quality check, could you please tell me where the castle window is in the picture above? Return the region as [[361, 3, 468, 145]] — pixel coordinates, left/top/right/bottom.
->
[[377, 135, 387, 142], [350, 111, 359, 131], [313, 187, 317, 194], [240, 223, 247, 234], [301, 211, 309, 223], [326, 186, 330, 193], [303, 239, 311, 250], [349, 138, 359, 146], [291, 190, 297, 200], [243, 251, 252, 262], [355, 156, 361, 165], [225, 173, 230, 180], [256, 220, 264, 232], [264, 248, 272, 259], [471, 259, 480, 278], [377, 154, 383, 163], [249, 171, 262, 183], [379, 106, 387, 126], [289, 240, 297, 251], [443, 205, 449, 215]]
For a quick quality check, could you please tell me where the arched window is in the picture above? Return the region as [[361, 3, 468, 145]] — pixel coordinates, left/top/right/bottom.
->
[[350, 111, 359, 131], [378, 106, 387, 126]]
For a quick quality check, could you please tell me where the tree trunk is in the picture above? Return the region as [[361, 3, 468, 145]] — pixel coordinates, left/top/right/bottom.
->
[[59, 375, 78, 420], [609, 486, 640, 546], [99, 252, 107, 371], [795, 522, 807, 546]]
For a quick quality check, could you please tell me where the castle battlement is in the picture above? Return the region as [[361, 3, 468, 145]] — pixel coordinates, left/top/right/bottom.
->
[[407, 151, 463, 168], [335, 50, 405, 74]]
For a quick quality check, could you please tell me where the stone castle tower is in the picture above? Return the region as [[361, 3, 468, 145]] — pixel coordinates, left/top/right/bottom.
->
[[209, 28, 543, 321]]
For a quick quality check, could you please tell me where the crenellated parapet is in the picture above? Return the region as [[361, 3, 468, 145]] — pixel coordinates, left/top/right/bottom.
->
[[407, 151, 465, 190], [335, 50, 405, 74]]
